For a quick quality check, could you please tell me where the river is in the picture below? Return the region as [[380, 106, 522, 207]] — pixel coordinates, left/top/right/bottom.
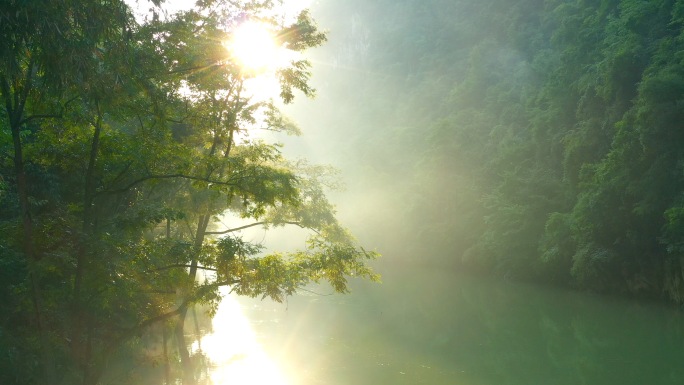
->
[[197, 264, 684, 385]]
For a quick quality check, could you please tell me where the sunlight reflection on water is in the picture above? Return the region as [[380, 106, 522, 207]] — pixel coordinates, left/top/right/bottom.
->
[[195, 293, 293, 385]]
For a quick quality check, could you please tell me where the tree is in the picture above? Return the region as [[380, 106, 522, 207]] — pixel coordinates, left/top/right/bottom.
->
[[0, 1, 378, 384]]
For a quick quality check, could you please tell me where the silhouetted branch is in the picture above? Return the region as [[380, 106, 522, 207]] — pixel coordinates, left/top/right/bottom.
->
[[206, 221, 304, 235], [96, 173, 241, 196], [148, 264, 218, 273]]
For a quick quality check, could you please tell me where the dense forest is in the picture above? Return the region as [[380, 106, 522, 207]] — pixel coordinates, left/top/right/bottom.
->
[[0, 1, 377, 384], [4, 0, 684, 383], [303, 0, 684, 303]]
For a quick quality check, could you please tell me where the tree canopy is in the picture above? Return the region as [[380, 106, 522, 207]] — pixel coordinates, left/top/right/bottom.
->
[[0, 1, 378, 384]]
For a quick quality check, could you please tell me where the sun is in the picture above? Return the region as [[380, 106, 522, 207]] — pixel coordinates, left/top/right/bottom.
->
[[228, 21, 283, 73], [223, 2, 313, 100]]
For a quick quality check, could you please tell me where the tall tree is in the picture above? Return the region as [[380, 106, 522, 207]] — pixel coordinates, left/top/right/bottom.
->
[[0, 1, 378, 384]]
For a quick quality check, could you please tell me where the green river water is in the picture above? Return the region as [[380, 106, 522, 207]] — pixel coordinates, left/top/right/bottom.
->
[[203, 264, 684, 385]]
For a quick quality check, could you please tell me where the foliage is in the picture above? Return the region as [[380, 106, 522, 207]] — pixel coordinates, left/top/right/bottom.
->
[[0, 1, 377, 385]]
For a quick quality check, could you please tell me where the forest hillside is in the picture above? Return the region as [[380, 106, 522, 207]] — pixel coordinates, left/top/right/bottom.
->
[[305, 0, 684, 303]]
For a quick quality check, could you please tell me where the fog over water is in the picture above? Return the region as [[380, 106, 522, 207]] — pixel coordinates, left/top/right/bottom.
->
[[202, 2, 684, 385], [212, 268, 684, 385]]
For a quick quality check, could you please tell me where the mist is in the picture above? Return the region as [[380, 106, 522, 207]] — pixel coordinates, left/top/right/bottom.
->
[[254, 1, 684, 383], [5, 0, 684, 384], [278, 0, 476, 267]]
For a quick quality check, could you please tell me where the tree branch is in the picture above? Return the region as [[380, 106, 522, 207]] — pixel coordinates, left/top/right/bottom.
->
[[16, 58, 35, 119], [96, 173, 241, 196], [152, 61, 224, 78], [140, 290, 176, 294], [17, 94, 79, 126], [206, 221, 304, 235], [18, 113, 62, 125], [147, 264, 218, 273], [107, 277, 241, 351]]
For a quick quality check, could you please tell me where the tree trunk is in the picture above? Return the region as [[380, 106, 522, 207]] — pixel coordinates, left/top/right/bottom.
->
[[2, 70, 57, 385], [74, 107, 104, 381], [173, 103, 238, 384], [175, 306, 194, 385], [174, 213, 211, 385], [163, 326, 171, 385]]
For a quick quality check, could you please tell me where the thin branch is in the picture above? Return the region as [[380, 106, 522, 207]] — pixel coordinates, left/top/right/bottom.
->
[[18, 94, 80, 126], [107, 277, 241, 350], [106, 161, 133, 188], [206, 221, 304, 235], [298, 287, 333, 296], [208, 279, 241, 289], [206, 221, 267, 235], [137, 113, 145, 131], [0, 76, 15, 122], [16, 58, 35, 119], [18, 113, 62, 125], [153, 61, 224, 78], [147, 264, 218, 273], [96, 173, 241, 196]]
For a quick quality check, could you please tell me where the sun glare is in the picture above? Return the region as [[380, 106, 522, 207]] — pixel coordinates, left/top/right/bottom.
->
[[227, 19, 305, 101], [228, 21, 283, 73], [195, 293, 293, 385]]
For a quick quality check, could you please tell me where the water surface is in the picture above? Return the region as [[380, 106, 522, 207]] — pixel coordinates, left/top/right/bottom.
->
[[203, 265, 684, 385]]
